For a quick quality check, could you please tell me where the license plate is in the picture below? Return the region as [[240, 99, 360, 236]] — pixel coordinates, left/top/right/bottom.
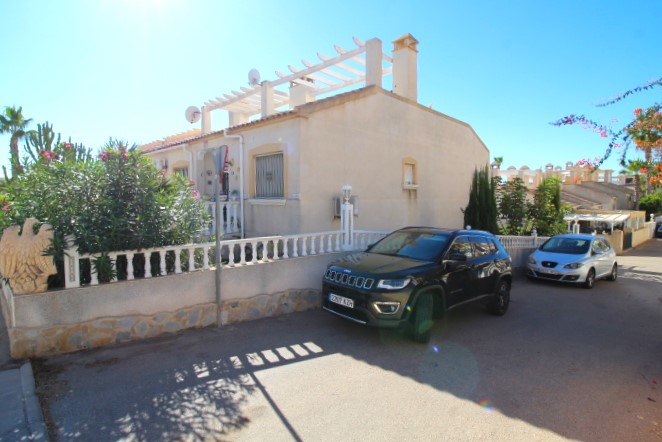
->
[[329, 293, 354, 308]]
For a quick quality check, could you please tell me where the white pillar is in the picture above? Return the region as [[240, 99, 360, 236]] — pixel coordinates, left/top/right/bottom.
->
[[261, 81, 275, 118], [201, 106, 212, 134], [228, 112, 249, 127], [365, 38, 383, 88], [289, 82, 315, 109]]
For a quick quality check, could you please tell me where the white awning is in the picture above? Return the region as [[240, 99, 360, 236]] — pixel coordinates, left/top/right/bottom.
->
[[564, 213, 630, 224]]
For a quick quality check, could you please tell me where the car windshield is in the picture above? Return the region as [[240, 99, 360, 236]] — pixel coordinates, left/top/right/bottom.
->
[[368, 231, 450, 261], [540, 237, 590, 255]]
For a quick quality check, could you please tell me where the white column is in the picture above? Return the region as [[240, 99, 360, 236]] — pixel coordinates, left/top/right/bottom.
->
[[201, 106, 211, 134], [229, 112, 249, 127], [261, 81, 275, 118], [365, 38, 383, 88]]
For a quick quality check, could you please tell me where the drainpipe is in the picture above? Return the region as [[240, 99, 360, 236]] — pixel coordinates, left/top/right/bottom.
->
[[224, 133, 245, 238]]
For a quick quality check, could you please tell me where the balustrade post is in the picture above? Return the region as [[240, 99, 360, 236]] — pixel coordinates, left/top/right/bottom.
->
[[145, 253, 152, 278], [251, 241, 259, 264], [281, 238, 290, 259], [239, 242, 247, 265], [90, 258, 99, 286], [189, 247, 195, 271], [203, 247, 210, 269], [175, 248, 182, 274], [227, 244, 236, 267], [126, 253, 134, 280], [292, 238, 299, 258], [160, 250, 166, 275], [272, 239, 280, 260], [301, 237, 308, 256]]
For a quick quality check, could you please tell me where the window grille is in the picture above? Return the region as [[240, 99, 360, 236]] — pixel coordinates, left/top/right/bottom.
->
[[255, 152, 284, 198], [174, 167, 189, 178]]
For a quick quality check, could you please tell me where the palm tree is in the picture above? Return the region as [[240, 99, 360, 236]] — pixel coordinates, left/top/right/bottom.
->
[[0, 106, 33, 176]]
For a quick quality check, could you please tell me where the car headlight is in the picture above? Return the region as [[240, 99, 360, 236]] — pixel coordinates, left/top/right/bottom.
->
[[377, 278, 411, 290], [563, 262, 584, 269], [527, 256, 537, 265]]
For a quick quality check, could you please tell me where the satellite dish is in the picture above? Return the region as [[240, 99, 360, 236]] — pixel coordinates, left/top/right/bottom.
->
[[185, 106, 201, 124], [248, 68, 261, 86]]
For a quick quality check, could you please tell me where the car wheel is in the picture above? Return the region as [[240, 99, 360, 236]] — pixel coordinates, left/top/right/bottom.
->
[[488, 279, 510, 316], [411, 292, 434, 343], [606, 263, 618, 281], [583, 268, 596, 289]]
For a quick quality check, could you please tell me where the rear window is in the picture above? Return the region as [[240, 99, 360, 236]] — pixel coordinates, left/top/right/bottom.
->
[[369, 231, 450, 261]]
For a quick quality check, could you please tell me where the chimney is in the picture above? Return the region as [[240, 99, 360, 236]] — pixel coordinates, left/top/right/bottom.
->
[[392, 33, 419, 102], [289, 79, 315, 109]]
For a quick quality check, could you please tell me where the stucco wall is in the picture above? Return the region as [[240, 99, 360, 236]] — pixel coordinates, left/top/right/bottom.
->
[[297, 89, 489, 232]]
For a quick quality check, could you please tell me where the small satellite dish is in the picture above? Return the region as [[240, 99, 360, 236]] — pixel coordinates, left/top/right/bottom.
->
[[185, 106, 201, 124], [248, 68, 261, 86]]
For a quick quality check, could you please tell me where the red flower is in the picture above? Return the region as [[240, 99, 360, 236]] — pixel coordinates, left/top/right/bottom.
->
[[634, 108, 642, 115]]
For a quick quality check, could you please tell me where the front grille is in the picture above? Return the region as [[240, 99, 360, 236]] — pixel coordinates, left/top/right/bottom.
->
[[325, 269, 374, 289], [542, 261, 558, 268], [531, 270, 563, 280]]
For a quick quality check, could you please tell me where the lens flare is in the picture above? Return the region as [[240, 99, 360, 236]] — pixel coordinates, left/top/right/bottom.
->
[[479, 399, 494, 411]]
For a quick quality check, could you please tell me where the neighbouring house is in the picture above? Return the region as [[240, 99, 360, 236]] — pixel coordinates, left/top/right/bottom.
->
[[490, 162, 636, 210], [140, 34, 490, 238]]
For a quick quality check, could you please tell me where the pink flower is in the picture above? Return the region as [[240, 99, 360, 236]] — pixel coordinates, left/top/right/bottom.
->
[[64, 142, 72, 149], [192, 189, 200, 200], [2, 204, 11, 213], [39, 150, 60, 161]]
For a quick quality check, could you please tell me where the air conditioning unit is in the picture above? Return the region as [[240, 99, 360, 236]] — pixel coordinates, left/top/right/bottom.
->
[[333, 195, 359, 218]]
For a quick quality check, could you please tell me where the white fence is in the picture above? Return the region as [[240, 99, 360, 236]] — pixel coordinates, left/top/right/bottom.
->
[[63, 230, 389, 288]]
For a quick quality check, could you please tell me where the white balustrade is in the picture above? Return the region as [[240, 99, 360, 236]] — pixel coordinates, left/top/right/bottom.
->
[[63, 230, 542, 289]]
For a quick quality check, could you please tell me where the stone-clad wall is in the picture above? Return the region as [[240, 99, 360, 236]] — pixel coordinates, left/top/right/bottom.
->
[[9, 289, 322, 358], [4, 254, 342, 359]]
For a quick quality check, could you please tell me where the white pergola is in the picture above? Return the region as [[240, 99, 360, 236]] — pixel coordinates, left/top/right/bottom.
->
[[202, 37, 394, 122], [564, 212, 633, 234]]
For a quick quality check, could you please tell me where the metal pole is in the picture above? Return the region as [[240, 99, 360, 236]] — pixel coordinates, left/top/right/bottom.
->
[[213, 151, 223, 326]]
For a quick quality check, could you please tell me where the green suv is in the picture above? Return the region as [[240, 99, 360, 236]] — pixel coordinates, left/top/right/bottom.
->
[[322, 227, 512, 342]]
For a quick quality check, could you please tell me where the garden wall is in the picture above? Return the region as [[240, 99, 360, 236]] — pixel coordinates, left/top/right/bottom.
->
[[4, 253, 343, 358]]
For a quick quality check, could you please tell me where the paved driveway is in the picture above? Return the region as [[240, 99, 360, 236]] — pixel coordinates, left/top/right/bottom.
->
[[34, 239, 662, 441]]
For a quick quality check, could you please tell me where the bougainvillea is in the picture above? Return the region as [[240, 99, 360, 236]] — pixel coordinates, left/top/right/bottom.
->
[[551, 78, 662, 196]]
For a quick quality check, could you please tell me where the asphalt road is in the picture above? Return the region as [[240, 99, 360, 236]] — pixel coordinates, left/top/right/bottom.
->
[[33, 238, 662, 441]]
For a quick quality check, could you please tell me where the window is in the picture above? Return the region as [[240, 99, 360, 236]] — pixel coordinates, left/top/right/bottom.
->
[[174, 167, 189, 178], [448, 236, 473, 258], [402, 157, 418, 189], [255, 152, 284, 198], [470, 236, 495, 257]]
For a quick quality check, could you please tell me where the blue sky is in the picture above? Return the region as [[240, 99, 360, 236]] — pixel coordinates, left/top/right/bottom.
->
[[1, 0, 660, 174]]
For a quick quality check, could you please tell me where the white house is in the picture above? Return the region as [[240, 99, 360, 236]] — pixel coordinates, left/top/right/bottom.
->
[[140, 34, 490, 238]]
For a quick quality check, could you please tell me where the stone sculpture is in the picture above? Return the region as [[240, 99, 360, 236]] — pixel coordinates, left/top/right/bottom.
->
[[0, 218, 57, 294]]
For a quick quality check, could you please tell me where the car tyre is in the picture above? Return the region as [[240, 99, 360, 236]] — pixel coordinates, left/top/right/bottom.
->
[[411, 292, 433, 344], [606, 263, 618, 281], [583, 268, 596, 289], [488, 279, 510, 316]]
